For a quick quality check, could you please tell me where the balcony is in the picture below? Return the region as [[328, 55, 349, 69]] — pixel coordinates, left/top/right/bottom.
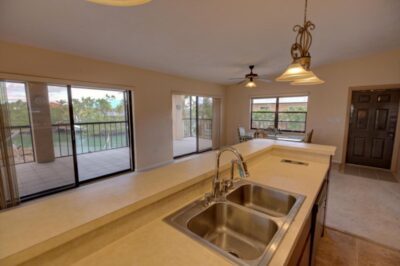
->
[[11, 121, 131, 198], [173, 118, 213, 157]]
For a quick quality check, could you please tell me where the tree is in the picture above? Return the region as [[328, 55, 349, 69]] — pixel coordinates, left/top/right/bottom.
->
[[50, 100, 69, 124], [9, 100, 29, 126]]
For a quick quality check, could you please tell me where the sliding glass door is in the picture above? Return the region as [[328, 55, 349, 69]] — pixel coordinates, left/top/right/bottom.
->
[[2, 80, 134, 201], [71, 87, 132, 182], [5, 82, 76, 199], [197, 96, 213, 151], [172, 95, 213, 158]]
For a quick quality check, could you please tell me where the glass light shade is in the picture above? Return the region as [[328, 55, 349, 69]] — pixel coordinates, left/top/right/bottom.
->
[[87, 0, 151, 6], [245, 81, 257, 88], [291, 72, 325, 85], [275, 62, 314, 82]]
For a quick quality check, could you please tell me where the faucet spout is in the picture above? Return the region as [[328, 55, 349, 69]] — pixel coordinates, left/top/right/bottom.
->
[[210, 146, 249, 199]]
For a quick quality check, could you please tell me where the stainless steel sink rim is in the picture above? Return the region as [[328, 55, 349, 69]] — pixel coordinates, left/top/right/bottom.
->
[[164, 180, 305, 266]]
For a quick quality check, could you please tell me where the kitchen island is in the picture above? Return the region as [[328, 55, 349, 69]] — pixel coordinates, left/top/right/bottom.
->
[[0, 139, 335, 265]]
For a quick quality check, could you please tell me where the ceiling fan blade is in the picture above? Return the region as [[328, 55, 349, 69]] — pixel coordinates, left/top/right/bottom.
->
[[229, 77, 245, 80], [236, 80, 246, 85], [257, 79, 272, 83]]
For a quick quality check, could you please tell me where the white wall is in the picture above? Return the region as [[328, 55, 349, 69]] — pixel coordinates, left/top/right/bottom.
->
[[0, 41, 226, 170], [225, 49, 400, 163]]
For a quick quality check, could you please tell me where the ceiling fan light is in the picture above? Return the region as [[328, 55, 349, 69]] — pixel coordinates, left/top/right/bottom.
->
[[87, 0, 151, 7], [275, 63, 314, 82], [245, 81, 257, 88], [291, 72, 325, 85]]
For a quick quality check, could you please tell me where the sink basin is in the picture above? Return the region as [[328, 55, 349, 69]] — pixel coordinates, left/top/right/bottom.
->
[[187, 203, 278, 260], [227, 184, 297, 217], [165, 180, 305, 265]]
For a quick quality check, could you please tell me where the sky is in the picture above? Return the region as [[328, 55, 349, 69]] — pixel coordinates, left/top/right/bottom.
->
[[4, 82, 26, 102], [253, 96, 308, 104], [4, 82, 124, 107]]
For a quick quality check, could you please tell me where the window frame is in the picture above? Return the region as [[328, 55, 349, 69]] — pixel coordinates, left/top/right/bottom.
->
[[250, 96, 308, 133]]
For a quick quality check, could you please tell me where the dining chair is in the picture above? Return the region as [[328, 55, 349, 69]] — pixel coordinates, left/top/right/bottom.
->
[[238, 127, 254, 142]]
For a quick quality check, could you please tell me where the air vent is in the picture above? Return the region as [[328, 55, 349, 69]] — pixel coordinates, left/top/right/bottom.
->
[[281, 159, 309, 166]]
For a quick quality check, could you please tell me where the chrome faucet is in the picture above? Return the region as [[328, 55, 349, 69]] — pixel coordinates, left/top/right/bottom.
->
[[204, 147, 249, 205]]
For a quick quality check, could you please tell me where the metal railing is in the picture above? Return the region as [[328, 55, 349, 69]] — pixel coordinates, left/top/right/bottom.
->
[[53, 121, 129, 157], [10, 121, 130, 164], [10, 126, 35, 164], [183, 118, 212, 139]]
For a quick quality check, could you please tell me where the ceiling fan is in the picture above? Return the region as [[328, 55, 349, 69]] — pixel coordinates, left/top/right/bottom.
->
[[230, 65, 271, 88]]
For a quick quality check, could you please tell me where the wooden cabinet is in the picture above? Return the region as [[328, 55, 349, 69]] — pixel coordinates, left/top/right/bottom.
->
[[287, 213, 312, 266], [288, 175, 329, 266], [311, 178, 328, 266]]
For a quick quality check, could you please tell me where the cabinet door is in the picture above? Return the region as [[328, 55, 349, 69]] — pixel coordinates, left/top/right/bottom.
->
[[287, 214, 311, 266], [311, 180, 328, 266], [299, 235, 311, 266]]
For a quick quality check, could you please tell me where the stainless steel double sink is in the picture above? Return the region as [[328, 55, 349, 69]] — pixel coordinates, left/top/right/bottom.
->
[[165, 180, 305, 265]]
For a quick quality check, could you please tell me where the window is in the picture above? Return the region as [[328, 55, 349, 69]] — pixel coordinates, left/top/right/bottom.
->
[[251, 96, 308, 132]]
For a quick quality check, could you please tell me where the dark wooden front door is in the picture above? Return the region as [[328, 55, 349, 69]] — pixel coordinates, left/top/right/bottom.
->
[[346, 89, 400, 169]]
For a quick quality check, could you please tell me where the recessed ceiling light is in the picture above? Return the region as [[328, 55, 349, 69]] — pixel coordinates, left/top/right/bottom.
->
[[87, 0, 151, 7]]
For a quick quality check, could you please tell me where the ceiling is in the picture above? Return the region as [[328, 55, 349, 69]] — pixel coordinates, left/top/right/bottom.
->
[[0, 0, 399, 84]]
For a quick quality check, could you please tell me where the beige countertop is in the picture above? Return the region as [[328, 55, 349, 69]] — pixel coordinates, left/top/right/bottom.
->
[[72, 152, 331, 266], [0, 139, 335, 265]]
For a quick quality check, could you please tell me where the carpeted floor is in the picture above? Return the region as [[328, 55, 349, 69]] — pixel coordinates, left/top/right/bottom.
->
[[326, 164, 400, 250]]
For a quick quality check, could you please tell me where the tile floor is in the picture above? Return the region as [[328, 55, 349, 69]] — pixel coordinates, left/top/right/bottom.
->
[[77, 147, 131, 181], [343, 164, 398, 182], [316, 228, 400, 266], [173, 137, 212, 157], [16, 147, 131, 197]]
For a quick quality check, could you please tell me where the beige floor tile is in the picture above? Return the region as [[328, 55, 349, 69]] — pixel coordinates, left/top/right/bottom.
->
[[316, 229, 400, 266], [316, 229, 357, 266], [342, 165, 360, 176], [358, 167, 379, 180], [376, 171, 397, 183], [357, 237, 400, 266]]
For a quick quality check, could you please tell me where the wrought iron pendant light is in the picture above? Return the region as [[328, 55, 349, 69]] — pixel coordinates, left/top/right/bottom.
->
[[276, 0, 324, 85]]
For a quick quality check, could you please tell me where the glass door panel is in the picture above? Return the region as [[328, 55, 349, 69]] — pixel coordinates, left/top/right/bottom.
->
[[71, 87, 132, 182], [172, 95, 197, 157], [172, 95, 213, 158], [197, 96, 213, 151], [4, 82, 76, 198]]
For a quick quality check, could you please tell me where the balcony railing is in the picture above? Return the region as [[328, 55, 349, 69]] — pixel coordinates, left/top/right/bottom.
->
[[10, 121, 129, 164], [183, 118, 212, 139], [54, 121, 129, 157], [10, 125, 35, 164]]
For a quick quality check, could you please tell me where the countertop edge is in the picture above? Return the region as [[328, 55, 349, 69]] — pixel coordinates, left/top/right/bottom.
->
[[0, 140, 335, 264]]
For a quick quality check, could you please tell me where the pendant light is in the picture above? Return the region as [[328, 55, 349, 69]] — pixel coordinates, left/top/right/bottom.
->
[[291, 74, 324, 85], [276, 0, 324, 85], [87, 0, 151, 7]]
